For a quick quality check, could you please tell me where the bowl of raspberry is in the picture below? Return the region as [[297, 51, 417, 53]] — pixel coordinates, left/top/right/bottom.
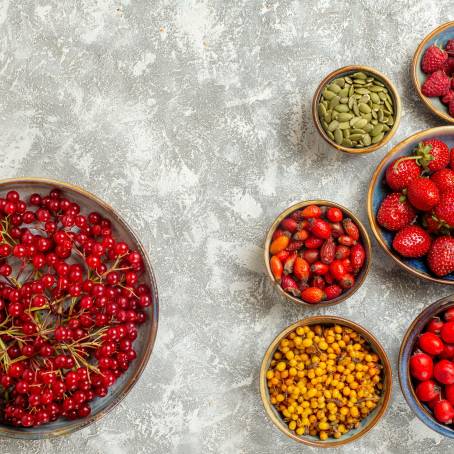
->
[[399, 295, 454, 438], [413, 21, 454, 124], [0, 178, 158, 438], [368, 126, 454, 284]]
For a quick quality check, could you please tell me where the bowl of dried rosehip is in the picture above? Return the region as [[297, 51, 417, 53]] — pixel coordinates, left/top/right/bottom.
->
[[413, 21, 454, 124], [368, 126, 454, 284], [264, 200, 371, 307], [399, 295, 454, 438], [0, 178, 158, 438]]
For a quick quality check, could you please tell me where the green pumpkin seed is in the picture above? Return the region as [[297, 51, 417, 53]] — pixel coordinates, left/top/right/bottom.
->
[[382, 124, 390, 131], [338, 121, 350, 129], [371, 132, 384, 144], [340, 97, 349, 104], [345, 76, 353, 84], [334, 104, 350, 113], [353, 103, 360, 116], [355, 118, 368, 129], [364, 123, 373, 133], [378, 92, 387, 100], [333, 78, 345, 88], [378, 109, 384, 122], [338, 87, 350, 97], [327, 84, 341, 93], [318, 104, 327, 117], [369, 85, 383, 92], [324, 111, 332, 123], [348, 96, 355, 109], [350, 128, 366, 134], [322, 89, 336, 100], [337, 112, 353, 121], [334, 129, 343, 144], [327, 130, 335, 140], [387, 116, 394, 126], [352, 72, 367, 80], [355, 87, 370, 95], [353, 79, 366, 85], [343, 129, 350, 138], [328, 120, 339, 132], [332, 111, 339, 120], [374, 80, 385, 87], [359, 94, 370, 104], [362, 134, 372, 146], [349, 133, 363, 141], [371, 110, 378, 119], [349, 85, 355, 97], [370, 92, 380, 103], [342, 138, 353, 147], [358, 103, 371, 114], [384, 99, 393, 112], [329, 96, 341, 109], [371, 119, 378, 125], [371, 124, 384, 136]]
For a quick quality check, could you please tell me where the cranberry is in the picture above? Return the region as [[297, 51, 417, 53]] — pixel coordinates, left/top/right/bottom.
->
[[410, 352, 433, 381]]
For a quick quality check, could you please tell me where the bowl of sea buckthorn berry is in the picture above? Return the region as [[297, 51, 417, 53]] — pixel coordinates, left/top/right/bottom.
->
[[264, 201, 371, 306], [260, 316, 392, 447], [0, 178, 158, 439]]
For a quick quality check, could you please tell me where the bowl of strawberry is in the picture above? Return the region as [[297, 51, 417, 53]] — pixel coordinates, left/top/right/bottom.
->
[[368, 126, 454, 284], [0, 178, 158, 438], [413, 21, 454, 123], [265, 200, 371, 307], [399, 295, 454, 438]]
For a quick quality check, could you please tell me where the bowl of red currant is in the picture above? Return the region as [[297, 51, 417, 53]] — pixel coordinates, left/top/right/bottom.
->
[[0, 178, 158, 438]]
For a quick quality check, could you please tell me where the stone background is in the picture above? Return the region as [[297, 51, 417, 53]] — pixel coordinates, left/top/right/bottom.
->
[[0, 0, 453, 453]]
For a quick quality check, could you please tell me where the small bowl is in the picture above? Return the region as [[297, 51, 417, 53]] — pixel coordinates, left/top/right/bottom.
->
[[260, 316, 392, 447], [264, 200, 372, 307], [399, 294, 454, 438], [0, 178, 159, 439], [312, 65, 402, 154], [367, 126, 454, 285], [412, 21, 454, 124]]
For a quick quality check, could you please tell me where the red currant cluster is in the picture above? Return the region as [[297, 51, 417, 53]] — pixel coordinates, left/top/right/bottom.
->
[[0, 188, 152, 427]]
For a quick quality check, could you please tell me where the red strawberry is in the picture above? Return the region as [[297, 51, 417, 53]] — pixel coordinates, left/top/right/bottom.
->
[[427, 236, 454, 277], [422, 45, 448, 73], [423, 213, 443, 234], [416, 139, 450, 172], [392, 225, 432, 258], [385, 157, 421, 191], [377, 193, 416, 231], [421, 70, 451, 97], [407, 177, 440, 211], [431, 168, 454, 193], [447, 40, 454, 55], [434, 189, 454, 227], [442, 90, 454, 105]]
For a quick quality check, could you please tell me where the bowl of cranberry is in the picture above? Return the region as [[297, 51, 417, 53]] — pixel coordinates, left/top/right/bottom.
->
[[399, 295, 454, 438], [412, 21, 454, 124], [368, 126, 454, 284], [264, 200, 371, 307], [0, 178, 158, 438]]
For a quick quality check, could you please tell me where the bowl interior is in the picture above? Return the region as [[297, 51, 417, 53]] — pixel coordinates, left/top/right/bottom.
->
[[369, 127, 454, 284], [399, 295, 454, 438], [414, 23, 454, 122], [260, 317, 392, 447], [0, 179, 158, 439], [313, 66, 401, 153], [265, 200, 371, 307]]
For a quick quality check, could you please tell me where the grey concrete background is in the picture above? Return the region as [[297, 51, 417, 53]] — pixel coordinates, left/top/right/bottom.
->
[[0, 0, 453, 452]]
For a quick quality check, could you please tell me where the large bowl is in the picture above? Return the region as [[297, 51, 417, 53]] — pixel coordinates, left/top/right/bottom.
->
[[399, 295, 454, 438], [264, 200, 372, 307], [412, 21, 454, 124], [367, 126, 454, 285], [312, 65, 401, 154], [0, 178, 159, 439], [260, 316, 392, 447]]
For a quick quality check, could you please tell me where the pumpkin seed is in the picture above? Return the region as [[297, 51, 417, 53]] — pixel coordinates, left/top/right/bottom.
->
[[349, 85, 355, 97], [355, 87, 370, 95], [343, 129, 350, 138], [334, 129, 343, 144], [345, 76, 353, 84], [358, 103, 371, 114], [324, 111, 332, 123], [371, 124, 384, 136], [353, 103, 360, 116], [370, 92, 380, 103], [354, 79, 366, 85], [337, 112, 353, 121], [338, 122, 350, 129], [334, 104, 350, 113], [359, 94, 370, 104], [355, 118, 368, 129], [340, 97, 349, 104], [369, 85, 383, 92], [333, 78, 345, 88], [327, 130, 335, 140], [318, 104, 327, 117], [338, 87, 350, 97], [350, 128, 366, 134], [362, 134, 372, 146], [328, 120, 339, 132], [371, 132, 384, 143], [328, 84, 341, 93], [329, 96, 341, 109], [349, 133, 363, 141], [352, 72, 367, 80], [342, 138, 353, 147]]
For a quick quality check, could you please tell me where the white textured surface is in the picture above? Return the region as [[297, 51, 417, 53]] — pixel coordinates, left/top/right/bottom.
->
[[0, 0, 453, 453]]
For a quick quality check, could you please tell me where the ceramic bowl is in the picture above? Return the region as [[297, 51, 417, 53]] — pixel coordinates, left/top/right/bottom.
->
[[399, 295, 454, 438], [0, 178, 159, 439], [367, 126, 454, 285], [260, 316, 392, 447], [312, 65, 401, 154], [264, 200, 372, 307], [412, 21, 454, 124]]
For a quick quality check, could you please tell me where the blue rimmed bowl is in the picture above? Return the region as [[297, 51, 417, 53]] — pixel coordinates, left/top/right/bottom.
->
[[399, 295, 454, 438], [412, 21, 454, 124], [367, 126, 454, 285]]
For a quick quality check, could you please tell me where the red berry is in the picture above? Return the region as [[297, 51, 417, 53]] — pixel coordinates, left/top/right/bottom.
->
[[377, 193, 416, 231], [407, 177, 440, 211], [421, 70, 451, 97], [300, 287, 325, 304], [385, 158, 421, 191], [410, 352, 433, 381], [441, 321, 454, 344], [415, 380, 439, 402], [419, 332, 444, 355], [433, 400, 454, 424], [326, 207, 343, 222], [421, 45, 448, 74], [392, 226, 431, 258], [427, 236, 454, 277], [434, 359, 454, 384], [309, 218, 332, 239]]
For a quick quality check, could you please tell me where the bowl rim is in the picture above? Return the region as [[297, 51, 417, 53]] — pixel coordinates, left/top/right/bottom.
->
[[259, 315, 392, 447], [398, 294, 454, 438], [264, 200, 372, 307], [312, 65, 402, 154], [0, 177, 159, 439], [412, 21, 454, 125], [367, 125, 454, 285]]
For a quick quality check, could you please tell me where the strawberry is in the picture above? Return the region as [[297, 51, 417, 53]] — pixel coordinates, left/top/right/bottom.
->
[[421, 70, 451, 97], [427, 236, 454, 277], [431, 168, 454, 193], [434, 189, 454, 227], [392, 225, 432, 258], [442, 90, 454, 105], [377, 193, 416, 231], [422, 213, 443, 234], [385, 157, 421, 191], [407, 177, 440, 211], [422, 45, 448, 73], [416, 139, 450, 172]]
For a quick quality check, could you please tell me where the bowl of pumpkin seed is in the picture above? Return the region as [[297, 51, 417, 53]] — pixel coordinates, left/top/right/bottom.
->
[[312, 66, 402, 154]]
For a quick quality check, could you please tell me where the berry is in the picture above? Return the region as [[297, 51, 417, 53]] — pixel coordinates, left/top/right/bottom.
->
[[434, 189, 454, 227], [407, 177, 439, 211], [415, 380, 439, 402], [421, 70, 451, 97], [431, 168, 454, 193], [385, 158, 421, 191], [410, 352, 433, 381], [421, 45, 448, 74], [300, 287, 325, 304], [434, 360, 454, 385], [416, 139, 450, 172], [433, 400, 454, 424], [392, 226, 431, 258], [441, 321, 454, 344], [377, 193, 416, 231], [427, 236, 454, 277], [419, 332, 444, 355]]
